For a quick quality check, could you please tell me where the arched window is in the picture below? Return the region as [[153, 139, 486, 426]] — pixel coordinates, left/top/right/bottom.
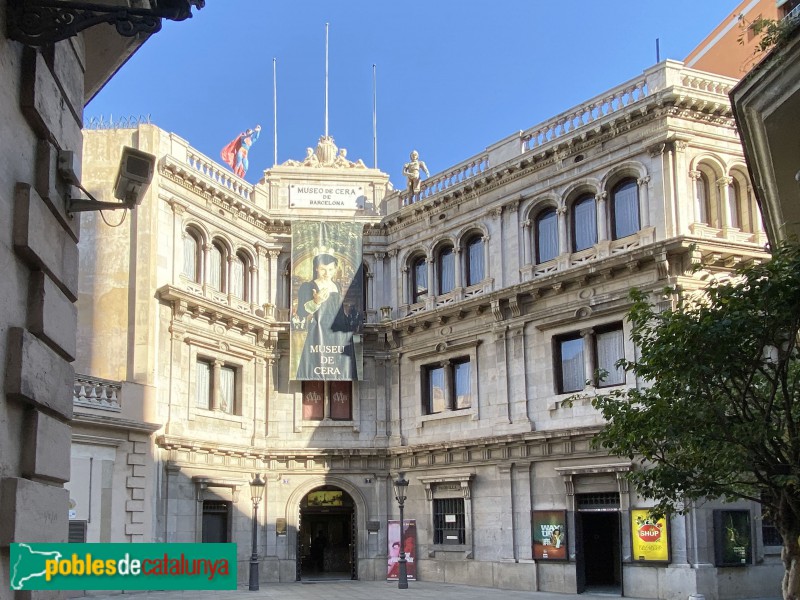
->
[[231, 251, 248, 300], [438, 245, 455, 295], [182, 228, 201, 282], [572, 194, 597, 252], [611, 178, 640, 239], [694, 171, 712, 225], [535, 208, 559, 263], [464, 235, 484, 286], [209, 241, 226, 291], [411, 256, 427, 304]]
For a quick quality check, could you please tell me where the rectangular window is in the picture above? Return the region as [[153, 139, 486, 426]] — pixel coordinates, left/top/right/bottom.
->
[[433, 498, 465, 544], [596, 327, 625, 386], [555, 324, 626, 393], [302, 381, 324, 420], [196, 359, 212, 409], [329, 381, 352, 420], [423, 358, 472, 414], [557, 335, 585, 393], [219, 366, 236, 413], [426, 365, 446, 414], [302, 381, 353, 421], [454, 360, 472, 409]]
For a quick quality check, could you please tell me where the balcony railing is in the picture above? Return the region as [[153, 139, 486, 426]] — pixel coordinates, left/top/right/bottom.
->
[[392, 61, 738, 209], [74, 375, 122, 412]]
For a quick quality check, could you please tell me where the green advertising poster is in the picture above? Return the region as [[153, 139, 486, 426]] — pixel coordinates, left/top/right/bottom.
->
[[290, 221, 364, 381], [714, 510, 752, 566], [9, 543, 237, 590]]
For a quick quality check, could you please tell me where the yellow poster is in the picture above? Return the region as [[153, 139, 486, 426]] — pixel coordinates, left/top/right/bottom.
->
[[631, 509, 669, 562]]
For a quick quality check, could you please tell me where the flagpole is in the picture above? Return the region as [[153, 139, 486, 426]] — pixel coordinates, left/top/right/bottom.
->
[[273, 57, 278, 166], [372, 63, 377, 169], [325, 22, 329, 138]]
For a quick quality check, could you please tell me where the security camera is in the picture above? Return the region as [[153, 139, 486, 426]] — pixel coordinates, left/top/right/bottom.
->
[[65, 146, 157, 214], [113, 146, 156, 208]]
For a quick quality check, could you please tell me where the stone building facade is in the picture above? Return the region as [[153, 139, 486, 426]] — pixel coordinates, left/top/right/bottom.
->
[[0, 0, 187, 595], [75, 60, 782, 598]]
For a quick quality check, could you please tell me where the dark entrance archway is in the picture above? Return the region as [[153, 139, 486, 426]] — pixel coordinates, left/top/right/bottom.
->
[[297, 486, 357, 580], [575, 493, 622, 595]]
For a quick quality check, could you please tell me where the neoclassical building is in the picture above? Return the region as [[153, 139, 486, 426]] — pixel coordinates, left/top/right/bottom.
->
[[72, 60, 782, 598]]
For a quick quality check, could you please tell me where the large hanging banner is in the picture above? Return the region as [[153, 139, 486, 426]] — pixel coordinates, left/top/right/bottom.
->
[[631, 509, 670, 562], [291, 221, 363, 381], [387, 520, 417, 581]]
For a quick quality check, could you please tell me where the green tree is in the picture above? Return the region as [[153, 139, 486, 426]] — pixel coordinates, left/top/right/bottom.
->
[[589, 243, 800, 600]]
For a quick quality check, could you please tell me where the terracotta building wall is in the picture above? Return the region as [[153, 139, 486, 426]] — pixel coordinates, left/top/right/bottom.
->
[[684, 0, 781, 78]]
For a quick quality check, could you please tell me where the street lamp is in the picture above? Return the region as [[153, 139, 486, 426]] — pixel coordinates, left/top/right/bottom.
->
[[392, 473, 410, 589], [249, 473, 266, 592]]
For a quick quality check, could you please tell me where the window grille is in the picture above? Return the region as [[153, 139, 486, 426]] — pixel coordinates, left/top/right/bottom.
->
[[203, 501, 229, 513], [434, 498, 465, 544], [68, 520, 87, 543], [576, 493, 620, 510]]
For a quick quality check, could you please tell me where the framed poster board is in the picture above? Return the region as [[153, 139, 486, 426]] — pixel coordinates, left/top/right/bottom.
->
[[714, 510, 752, 566], [531, 510, 568, 560], [631, 509, 670, 562], [387, 519, 417, 580]]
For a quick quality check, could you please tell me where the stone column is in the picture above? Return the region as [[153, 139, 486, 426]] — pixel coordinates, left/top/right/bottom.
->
[[388, 249, 398, 310], [249, 265, 258, 309], [497, 464, 516, 560], [672, 140, 689, 233], [482, 234, 491, 285], [493, 326, 511, 424], [226, 254, 234, 300], [268, 250, 280, 307], [453, 247, 462, 289], [212, 359, 223, 410], [489, 207, 503, 287], [718, 176, 734, 230], [401, 265, 410, 306], [580, 328, 595, 388], [689, 170, 703, 224], [202, 243, 212, 294], [557, 206, 568, 255], [637, 175, 651, 228], [426, 257, 435, 309], [170, 202, 186, 282], [595, 192, 608, 242], [374, 357, 388, 441], [522, 219, 532, 265], [375, 251, 386, 310]]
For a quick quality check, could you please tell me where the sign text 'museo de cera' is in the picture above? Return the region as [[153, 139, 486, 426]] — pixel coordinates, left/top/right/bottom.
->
[[289, 184, 365, 209]]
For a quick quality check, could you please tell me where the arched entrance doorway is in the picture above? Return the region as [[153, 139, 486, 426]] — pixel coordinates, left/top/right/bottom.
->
[[297, 486, 357, 580]]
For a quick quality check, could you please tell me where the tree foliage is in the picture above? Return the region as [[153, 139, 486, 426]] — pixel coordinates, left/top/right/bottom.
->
[[588, 243, 800, 600], [739, 17, 797, 54]]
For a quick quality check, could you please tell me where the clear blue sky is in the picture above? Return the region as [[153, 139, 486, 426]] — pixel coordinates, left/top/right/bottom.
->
[[87, 1, 736, 189]]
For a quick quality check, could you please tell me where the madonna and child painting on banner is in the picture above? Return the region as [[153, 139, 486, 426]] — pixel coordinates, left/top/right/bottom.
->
[[290, 221, 364, 382]]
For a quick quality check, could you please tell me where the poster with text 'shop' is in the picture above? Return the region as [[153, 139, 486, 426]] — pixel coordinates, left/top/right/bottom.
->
[[531, 510, 568, 560], [291, 221, 364, 381], [631, 509, 670, 562]]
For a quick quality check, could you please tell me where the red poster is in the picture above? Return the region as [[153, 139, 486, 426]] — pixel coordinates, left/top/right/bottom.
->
[[387, 519, 417, 580]]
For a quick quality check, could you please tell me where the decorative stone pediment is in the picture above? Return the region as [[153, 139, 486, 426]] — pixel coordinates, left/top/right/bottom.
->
[[280, 135, 367, 169]]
